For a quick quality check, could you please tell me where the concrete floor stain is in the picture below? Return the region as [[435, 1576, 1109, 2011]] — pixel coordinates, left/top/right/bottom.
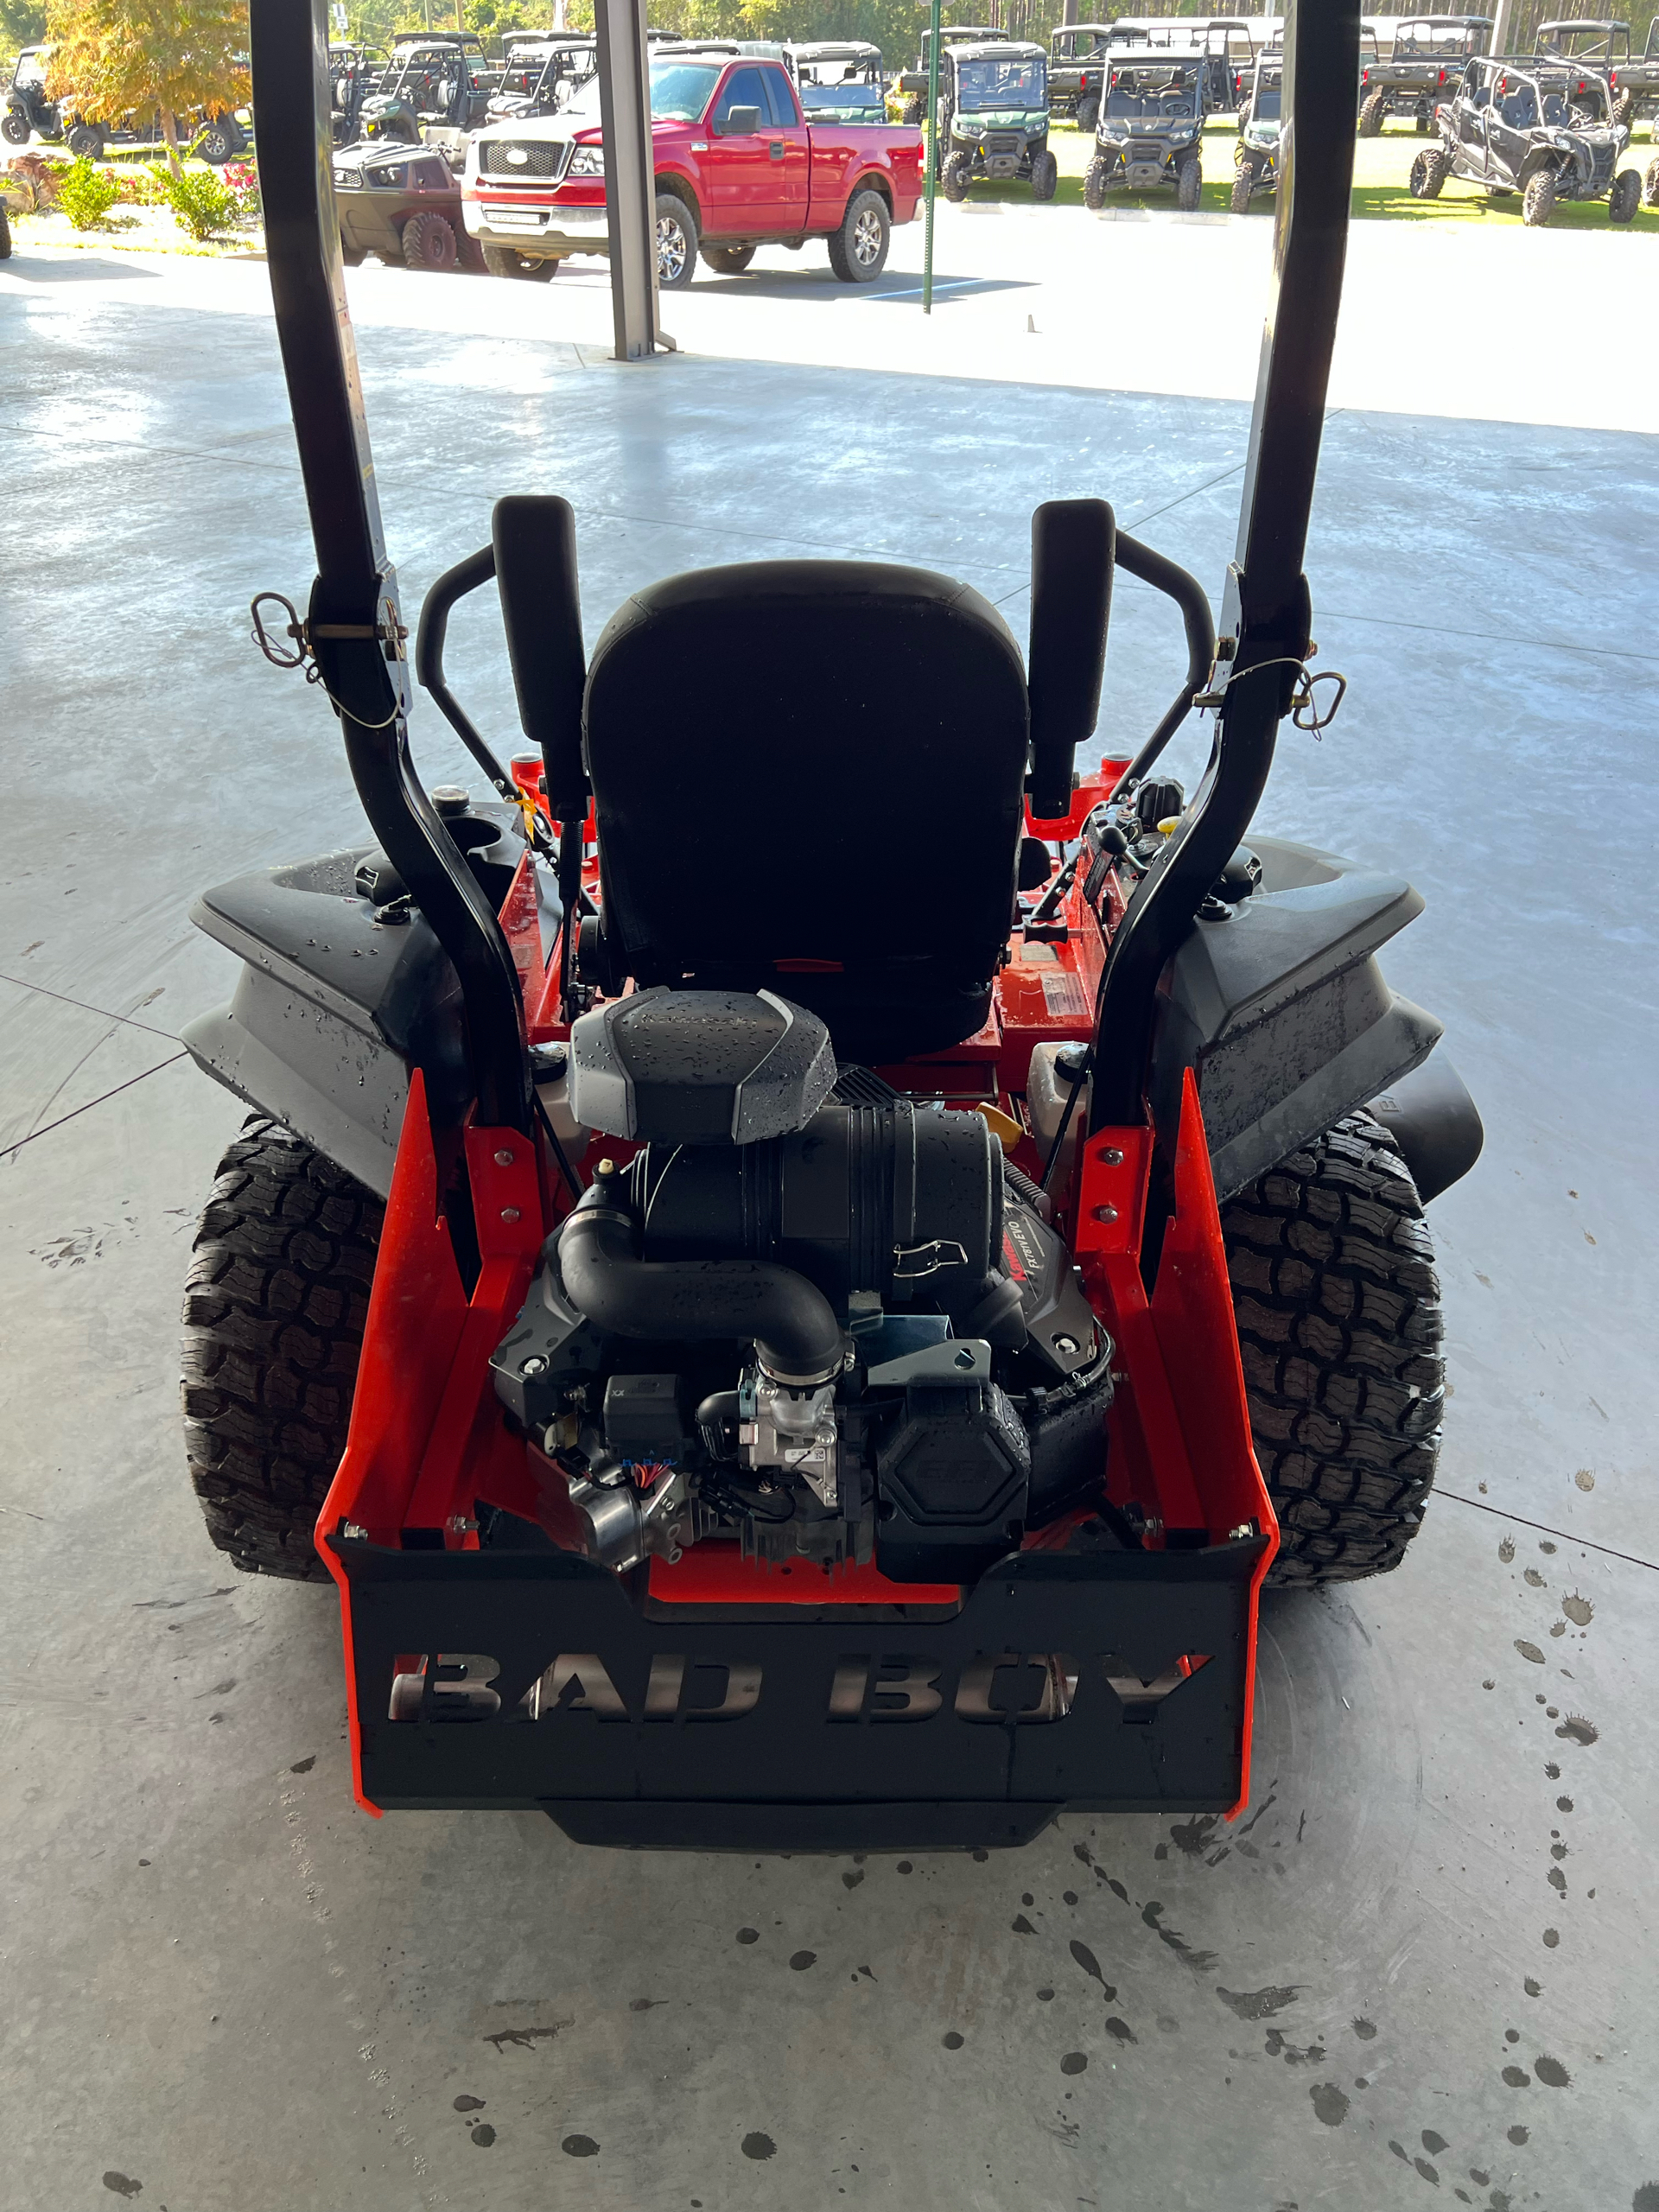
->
[[1217, 1985, 1301, 2020]]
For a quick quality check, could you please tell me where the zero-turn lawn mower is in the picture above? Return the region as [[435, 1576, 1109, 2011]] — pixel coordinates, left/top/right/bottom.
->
[[180, 0, 1481, 1851]]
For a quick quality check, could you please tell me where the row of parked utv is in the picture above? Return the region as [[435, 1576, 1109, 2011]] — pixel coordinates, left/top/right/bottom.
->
[[906, 15, 1658, 222]]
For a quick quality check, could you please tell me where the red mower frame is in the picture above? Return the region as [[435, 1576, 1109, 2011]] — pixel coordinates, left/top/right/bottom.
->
[[238, 0, 1370, 1849]]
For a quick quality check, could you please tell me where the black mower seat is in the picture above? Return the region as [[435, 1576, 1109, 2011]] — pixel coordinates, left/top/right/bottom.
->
[[581, 558, 1031, 1065]]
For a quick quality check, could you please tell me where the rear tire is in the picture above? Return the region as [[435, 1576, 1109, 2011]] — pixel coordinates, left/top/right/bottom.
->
[[1176, 155, 1202, 210], [655, 190, 698, 288], [1358, 91, 1388, 137], [1077, 93, 1099, 132], [1409, 147, 1447, 198], [701, 242, 755, 273], [1230, 163, 1253, 213], [828, 186, 890, 281], [402, 209, 459, 270], [942, 149, 972, 201], [1608, 167, 1640, 222], [198, 118, 238, 162], [1222, 1110, 1444, 1589], [1522, 167, 1556, 226], [482, 243, 557, 277], [1084, 153, 1109, 210], [181, 1119, 384, 1583], [1030, 147, 1058, 201]]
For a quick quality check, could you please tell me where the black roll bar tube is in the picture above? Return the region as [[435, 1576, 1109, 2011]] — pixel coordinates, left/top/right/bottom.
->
[[1089, 0, 1357, 1131], [250, 0, 532, 1134], [413, 544, 525, 812], [1103, 532, 1218, 802]]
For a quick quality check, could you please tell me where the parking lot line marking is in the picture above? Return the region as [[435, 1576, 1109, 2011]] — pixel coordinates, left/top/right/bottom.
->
[[871, 278, 986, 301]]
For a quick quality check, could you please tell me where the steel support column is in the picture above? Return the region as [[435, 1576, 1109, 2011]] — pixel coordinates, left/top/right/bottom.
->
[[594, 0, 659, 361]]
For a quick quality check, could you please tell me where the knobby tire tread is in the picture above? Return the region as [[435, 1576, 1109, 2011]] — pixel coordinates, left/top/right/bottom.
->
[[181, 1117, 384, 1581], [1221, 1109, 1444, 1587]]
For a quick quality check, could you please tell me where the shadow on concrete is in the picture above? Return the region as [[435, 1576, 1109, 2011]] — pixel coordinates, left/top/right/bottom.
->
[[0, 248, 158, 283]]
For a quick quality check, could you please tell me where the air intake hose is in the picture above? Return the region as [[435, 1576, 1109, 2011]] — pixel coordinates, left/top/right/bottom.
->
[[556, 1182, 846, 1386]]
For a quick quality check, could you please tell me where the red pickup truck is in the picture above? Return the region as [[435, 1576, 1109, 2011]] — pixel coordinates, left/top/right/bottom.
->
[[461, 54, 925, 287]]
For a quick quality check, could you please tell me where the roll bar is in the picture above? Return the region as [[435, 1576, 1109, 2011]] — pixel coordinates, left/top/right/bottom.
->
[[247, 0, 1351, 1147], [249, 0, 532, 1134], [1089, 0, 1358, 1128]]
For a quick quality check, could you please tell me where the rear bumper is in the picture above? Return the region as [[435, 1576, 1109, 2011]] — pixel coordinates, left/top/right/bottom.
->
[[337, 1535, 1272, 1843]]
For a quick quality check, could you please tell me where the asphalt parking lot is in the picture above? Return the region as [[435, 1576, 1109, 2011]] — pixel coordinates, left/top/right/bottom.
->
[[1, 204, 1657, 2211]]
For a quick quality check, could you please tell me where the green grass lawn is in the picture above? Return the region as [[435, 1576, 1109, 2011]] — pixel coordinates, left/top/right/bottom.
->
[[946, 114, 1659, 232]]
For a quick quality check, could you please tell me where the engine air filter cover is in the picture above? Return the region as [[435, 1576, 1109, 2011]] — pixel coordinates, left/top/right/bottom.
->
[[569, 988, 836, 1145]]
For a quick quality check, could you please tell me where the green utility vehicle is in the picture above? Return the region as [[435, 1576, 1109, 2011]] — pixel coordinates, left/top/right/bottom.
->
[[897, 24, 1006, 124], [938, 41, 1056, 200], [1231, 54, 1282, 207]]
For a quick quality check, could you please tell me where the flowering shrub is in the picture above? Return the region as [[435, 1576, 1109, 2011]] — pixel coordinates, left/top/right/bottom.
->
[[222, 158, 261, 217]]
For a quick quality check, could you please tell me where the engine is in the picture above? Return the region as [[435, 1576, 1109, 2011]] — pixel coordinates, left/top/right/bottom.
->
[[490, 990, 1114, 1584]]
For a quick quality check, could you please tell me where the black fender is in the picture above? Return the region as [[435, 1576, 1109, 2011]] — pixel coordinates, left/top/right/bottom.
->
[[1148, 834, 1479, 1205], [181, 813, 557, 1197]]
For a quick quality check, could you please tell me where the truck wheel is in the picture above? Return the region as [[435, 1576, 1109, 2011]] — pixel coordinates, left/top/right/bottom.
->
[[1522, 168, 1556, 226], [1608, 167, 1641, 222], [402, 210, 459, 270], [1176, 156, 1202, 210], [655, 191, 698, 288], [829, 188, 890, 282], [1084, 154, 1109, 210], [942, 150, 972, 201], [1358, 91, 1388, 137], [482, 243, 557, 278], [1230, 163, 1253, 213], [2, 109, 30, 146], [1645, 154, 1659, 207], [66, 123, 105, 158], [1030, 148, 1058, 201], [181, 1118, 384, 1583], [701, 243, 756, 273], [1408, 148, 1447, 199], [1222, 1110, 1443, 1589], [198, 118, 238, 162], [1077, 93, 1099, 132]]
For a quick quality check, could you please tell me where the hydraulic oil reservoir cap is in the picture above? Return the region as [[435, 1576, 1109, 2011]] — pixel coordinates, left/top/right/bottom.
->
[[431, 785, 470, 817], [1156, 817, 1180, 836]]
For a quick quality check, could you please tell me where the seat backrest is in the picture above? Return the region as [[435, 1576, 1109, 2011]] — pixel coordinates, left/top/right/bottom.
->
[[581, 559, 1030, 1064]]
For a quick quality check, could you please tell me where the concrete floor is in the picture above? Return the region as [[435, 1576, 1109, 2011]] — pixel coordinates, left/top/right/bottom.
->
[[1, 227, 1657, 2212]]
